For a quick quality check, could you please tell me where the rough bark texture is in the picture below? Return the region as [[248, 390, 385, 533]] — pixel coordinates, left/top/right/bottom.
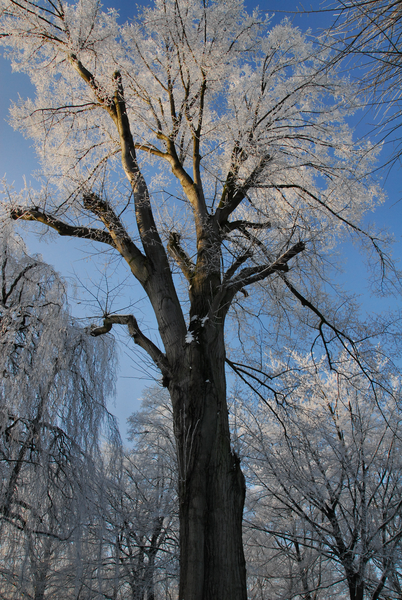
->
[[348, 575, 364, 600], [169, 323, 247, 600]]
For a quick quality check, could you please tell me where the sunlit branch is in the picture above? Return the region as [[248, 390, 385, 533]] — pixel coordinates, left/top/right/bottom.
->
[[9, 0, 65, 33], [164, 138, 209, 230], [69, 53, 116, 117], [110, 72, 173, 271], [10, 206, 115, 246], [192, 73, 207, 196], [135, 143, 169, 158]]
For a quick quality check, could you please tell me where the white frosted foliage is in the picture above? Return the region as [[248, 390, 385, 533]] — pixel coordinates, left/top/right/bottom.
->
[[0, 224, 119, 598]]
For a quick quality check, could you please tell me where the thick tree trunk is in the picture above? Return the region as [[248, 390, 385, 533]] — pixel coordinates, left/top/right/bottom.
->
[[31, 536, 52, 600], [347, 572, 364, 600], [169, 321, 247, 600]]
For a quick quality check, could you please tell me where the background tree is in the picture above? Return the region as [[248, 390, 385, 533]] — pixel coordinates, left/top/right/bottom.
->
[[244, 504, 340, 600], [0, 224, 120, 599], [239, 354, 402, 600], [103, 387, 178, 600], [0, 0, 392, 597]]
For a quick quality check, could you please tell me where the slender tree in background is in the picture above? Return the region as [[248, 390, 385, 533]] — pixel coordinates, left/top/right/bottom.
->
[[0, 228, 177, 599], [108, 388, 178, 600], [0, 0, 393, 597]]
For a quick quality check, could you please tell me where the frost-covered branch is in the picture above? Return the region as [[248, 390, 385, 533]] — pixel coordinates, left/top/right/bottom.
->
[[241, 359, 402, 599], [0, 226, 120, 596], [69, 53, 116, 116]]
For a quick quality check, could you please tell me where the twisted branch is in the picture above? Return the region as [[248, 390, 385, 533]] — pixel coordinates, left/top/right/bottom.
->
[[90, 314, 171, 381]]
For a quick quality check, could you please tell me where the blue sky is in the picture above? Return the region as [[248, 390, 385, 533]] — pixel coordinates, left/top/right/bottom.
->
[[1, 0, 401, 441]]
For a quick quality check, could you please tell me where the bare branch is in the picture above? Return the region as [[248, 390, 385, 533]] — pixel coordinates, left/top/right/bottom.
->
[[228, 241, 306, 291], [167, 231, 195, 282], [222, 220, 271, 233], [10, 206, 115, 246], [81, 192, 149, 283], [89, 314, 171, 380], [223, 250, 253, 283], [216, 153, 272, 225]]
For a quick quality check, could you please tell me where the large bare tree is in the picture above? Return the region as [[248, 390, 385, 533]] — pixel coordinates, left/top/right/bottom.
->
[[0, 0, 389, 597]]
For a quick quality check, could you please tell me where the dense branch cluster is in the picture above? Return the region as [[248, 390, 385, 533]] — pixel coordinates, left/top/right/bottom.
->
[[330, 0, 402, 165], [239, 354, 402, 600], [0, 0, 388, 375]]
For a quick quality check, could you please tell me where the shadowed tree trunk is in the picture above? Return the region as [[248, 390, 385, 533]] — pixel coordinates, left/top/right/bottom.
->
[[170, 319, 247, 600]]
